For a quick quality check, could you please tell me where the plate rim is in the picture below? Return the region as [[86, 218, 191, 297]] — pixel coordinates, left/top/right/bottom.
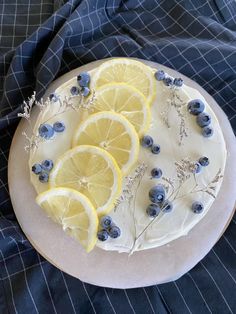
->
[[8, 58, 236, 288]]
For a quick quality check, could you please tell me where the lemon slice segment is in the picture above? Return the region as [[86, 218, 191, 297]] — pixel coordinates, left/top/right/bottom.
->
[[49, 145, 122, 216], [36, 187, 98, 252], [72, 112, 139, 174], [92, 58, 156, 104], [93, 83, 151, 136]]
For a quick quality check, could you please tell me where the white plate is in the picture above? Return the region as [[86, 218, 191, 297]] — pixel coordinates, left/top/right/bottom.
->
[[8, 59, 236, 288]]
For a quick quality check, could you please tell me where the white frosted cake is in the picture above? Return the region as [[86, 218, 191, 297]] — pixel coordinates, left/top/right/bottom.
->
[[24, 58, 226, 253]]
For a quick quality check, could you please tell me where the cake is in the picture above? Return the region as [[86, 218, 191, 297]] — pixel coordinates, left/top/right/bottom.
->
[[23, 58, 226, 253]]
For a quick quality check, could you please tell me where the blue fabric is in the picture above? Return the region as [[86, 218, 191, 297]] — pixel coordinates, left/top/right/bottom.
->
[[0, 0, 236, 313]]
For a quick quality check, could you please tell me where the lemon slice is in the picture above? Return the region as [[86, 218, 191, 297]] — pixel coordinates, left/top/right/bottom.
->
[[72, 111, 139, 174], [49, 145, 122, 216], [92, 83, 151, 136], [36, 188, 98, 252], [92, 58, 156, 104]]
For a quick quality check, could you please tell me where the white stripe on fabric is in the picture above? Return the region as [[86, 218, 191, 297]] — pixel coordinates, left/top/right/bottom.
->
[[104, 288, 116, 314], [0, 247, 33, 262], [124, 290, 136, 314], [187, 273, 212, 314], [212, 249, 236, 284], [0, 248, 18, 314], [11, 237, 39, 314], [142, 288, 155, 314], [36, 253, 57, 314], [223, 235, 236, 255], [82, 282, 96, 314], [0, 261, 48, 280], [60, 271, 76, 314], [173, 282, 192, 314], [200, 261, 234, 314], [155, 285, 171, 313]]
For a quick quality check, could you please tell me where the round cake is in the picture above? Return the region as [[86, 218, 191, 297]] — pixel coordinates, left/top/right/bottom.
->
[[27, 58, 226, 254]]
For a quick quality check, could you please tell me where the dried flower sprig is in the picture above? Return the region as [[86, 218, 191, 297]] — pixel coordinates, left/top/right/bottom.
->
[[18, 92, 36, 121], [165, 159, 223, 202], [161, 176, 175, 195], [113, 162, 147, 255], [160, 99, 171, 129], [129, 158, 223, 254], [18, 90, 96, 152], [35, 95, 53, 112], [114, 163, 147, 211], [175, 158, 196, 184], [187, 168, 223, 199], [22, 132, 43, 152], [161, 87, 188, 146], [79, 90, 96, 111]]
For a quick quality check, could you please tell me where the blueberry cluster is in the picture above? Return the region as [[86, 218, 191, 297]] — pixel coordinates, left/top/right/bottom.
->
[[97, 216, 121, 241], [146, 184, 173, 218], [192, 156, 210, 175], [32, 159, 54, 183], [70, 72, 91, 97], [38, 121, 65, 140], [187, 99, 213, 138], [141, 135, 161, 155], [154, 70, 183, 88]]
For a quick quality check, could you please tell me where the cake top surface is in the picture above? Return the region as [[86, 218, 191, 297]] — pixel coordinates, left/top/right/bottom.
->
[[23, 58, 226, 254]]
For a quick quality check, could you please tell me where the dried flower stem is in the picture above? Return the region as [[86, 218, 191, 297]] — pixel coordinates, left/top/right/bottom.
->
[[175, 168, 223, 200], [129, 203, 167, 254], [114, 163, 147, 212], [129, 159, 223, 254], [18, 90, 96, 152], [161, 87, 188, 145]]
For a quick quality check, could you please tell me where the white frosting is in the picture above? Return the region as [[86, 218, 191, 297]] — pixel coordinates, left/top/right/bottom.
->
[[29, 63, 227, 254]]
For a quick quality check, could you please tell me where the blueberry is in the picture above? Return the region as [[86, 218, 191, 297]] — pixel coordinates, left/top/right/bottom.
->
[[97, 229, 109, 241], [163, 77, 174, 86], [38, 124, 54, 139], [53, 121, 65, 133], [77, 72, 90, 87], [149, 185, 165, 203], [202, 126, 214, 138], [32, 163, 42, 175], [162, 200, 173, 213], [70, 86, 79, 96], [141, 135, 153, 148], [187, 99, 205, 115], [154, 70, 165, 81], [191, 201, 204, 214], [41, 159, 53, 171], [173, 78, 183, 87], [196, 112, 211, 127], [108, 225, 121, 239], [146, 203, 161, 218], [39, 172, 49, 183], [193, 162, 202, 174], [199, 156, 209, 167], [100, 216, 112, 229], [151, 144, 161, 154], [151, 168, 162, 179], [49, 93, 59, 102], [81, 87, 90, 97]]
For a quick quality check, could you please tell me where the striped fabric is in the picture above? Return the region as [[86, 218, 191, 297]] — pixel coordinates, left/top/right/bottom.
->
[[0, 0, 236, 313]]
